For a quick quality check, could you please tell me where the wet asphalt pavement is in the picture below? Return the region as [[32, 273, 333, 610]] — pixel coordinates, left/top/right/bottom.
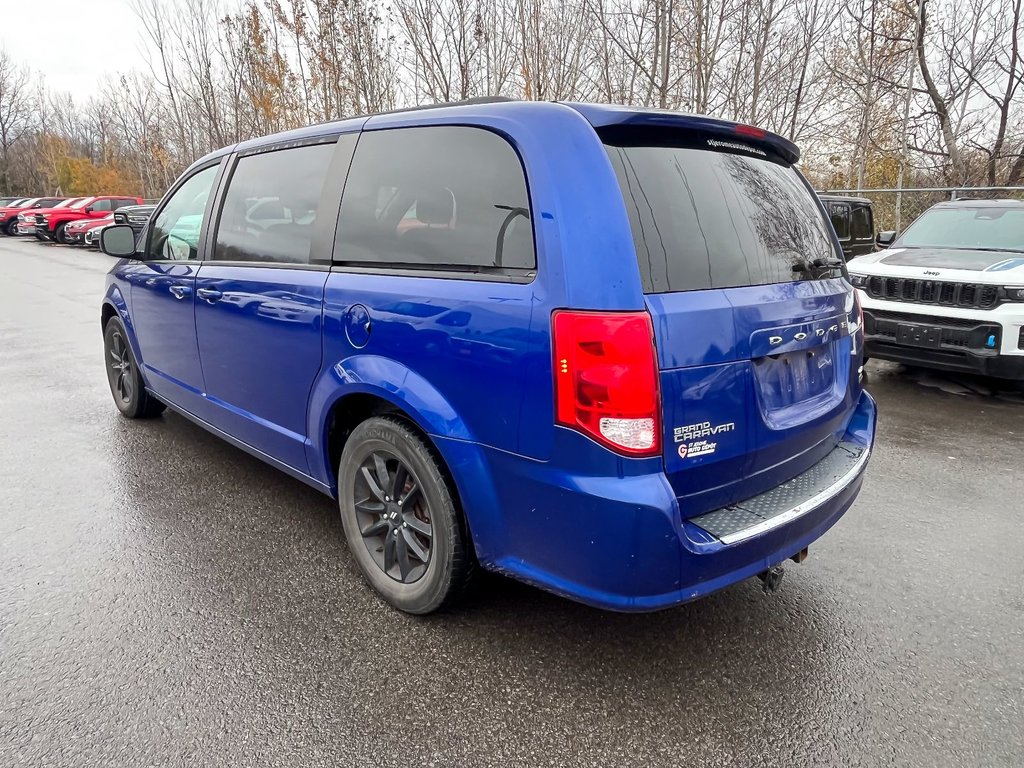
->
[[1, 236, 1022, 767]]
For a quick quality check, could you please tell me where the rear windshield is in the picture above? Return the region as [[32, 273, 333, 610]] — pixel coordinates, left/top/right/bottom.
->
[[896, 206, 1024, 252], [606, 143, 838, 293]]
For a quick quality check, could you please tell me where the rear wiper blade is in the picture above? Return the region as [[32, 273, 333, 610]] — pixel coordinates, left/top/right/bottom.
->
[[792, 258, 843, 273]]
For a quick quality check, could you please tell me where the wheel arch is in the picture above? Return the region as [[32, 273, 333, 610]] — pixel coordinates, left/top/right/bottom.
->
[[101, 286, 145, 370], [309, 356, 475, 488]]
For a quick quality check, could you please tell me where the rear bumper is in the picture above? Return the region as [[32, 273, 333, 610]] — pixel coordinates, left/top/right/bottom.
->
[[458, 390, 877, 612]]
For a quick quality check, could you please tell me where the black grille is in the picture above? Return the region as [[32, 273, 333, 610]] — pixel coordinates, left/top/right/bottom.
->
[[867, 310, 982, 329], [34, 214, 45, 225], [866, 277, 1000, 309], [864, 309, 1000, 353], [1019, 327, 1024, 350]]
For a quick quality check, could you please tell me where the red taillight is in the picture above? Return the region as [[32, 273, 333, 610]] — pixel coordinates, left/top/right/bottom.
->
[[735, 123, 766, 139], [552, 310, 661, 457]]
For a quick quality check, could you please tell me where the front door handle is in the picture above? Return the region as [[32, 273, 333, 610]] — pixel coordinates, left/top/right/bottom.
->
[[196, 288, 223, 303], [169, 284, 192, 300]]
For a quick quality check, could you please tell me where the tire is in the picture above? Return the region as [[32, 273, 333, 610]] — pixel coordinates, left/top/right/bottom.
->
[[103, 318, 165, 419], [2, 219, 16, 236], [54, 223, 69, 244], [338, 416, 473, 614]]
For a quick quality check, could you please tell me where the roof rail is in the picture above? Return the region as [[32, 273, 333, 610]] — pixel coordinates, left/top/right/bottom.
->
[[369, 96, 517, 118]]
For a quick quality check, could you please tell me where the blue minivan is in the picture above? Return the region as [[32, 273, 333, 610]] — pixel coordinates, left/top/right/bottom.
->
[[99, 99, 876, 614]]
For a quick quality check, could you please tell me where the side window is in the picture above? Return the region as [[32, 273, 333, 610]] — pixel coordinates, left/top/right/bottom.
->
[[851, 205, 873, 240], [91, 199, 112, 212], [111, 199, 133, 211], [213, 142, 336, 265], [336, 126, 535, 271], [828, 203, 850, 240], [147, 164, 220, 262]]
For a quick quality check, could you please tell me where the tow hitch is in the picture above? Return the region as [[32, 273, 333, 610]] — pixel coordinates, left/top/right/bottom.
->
[[757, 566, 785, 593], [757, 548, 809, 593]]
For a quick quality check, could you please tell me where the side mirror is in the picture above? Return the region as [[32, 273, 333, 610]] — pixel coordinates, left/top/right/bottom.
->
[[100, 224, 138, 258], [876, 230, 896, 248]]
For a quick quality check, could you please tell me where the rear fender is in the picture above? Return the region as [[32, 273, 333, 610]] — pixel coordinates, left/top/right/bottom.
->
[[307, 354, 476, 490]]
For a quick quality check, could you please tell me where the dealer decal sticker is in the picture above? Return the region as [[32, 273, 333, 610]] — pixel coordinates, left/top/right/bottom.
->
[[678, 440, 717, 459]]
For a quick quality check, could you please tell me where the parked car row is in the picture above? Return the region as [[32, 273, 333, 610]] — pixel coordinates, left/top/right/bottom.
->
[[0, 195, 157, 247]]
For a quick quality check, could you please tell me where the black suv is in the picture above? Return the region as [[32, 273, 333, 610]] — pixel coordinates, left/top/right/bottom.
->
[[819, 195, 876, 260]]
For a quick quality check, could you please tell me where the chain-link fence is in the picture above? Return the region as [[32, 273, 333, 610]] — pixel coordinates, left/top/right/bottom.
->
[[817, 187, 1024, 233]]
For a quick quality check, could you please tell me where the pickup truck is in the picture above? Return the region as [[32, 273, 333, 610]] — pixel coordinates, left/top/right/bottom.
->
[[112, 201, 159, 242], [17, 198, 86, 236], [35, 195, 143, 243], [1, 197, 67, 236]]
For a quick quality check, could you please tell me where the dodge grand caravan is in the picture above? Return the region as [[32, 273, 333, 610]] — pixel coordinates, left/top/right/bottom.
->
[[99, 99, 876, 614]]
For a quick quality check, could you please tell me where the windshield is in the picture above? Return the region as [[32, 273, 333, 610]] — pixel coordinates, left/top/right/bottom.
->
[[897, 206, 1024, 252], [606, 143, 838, 292], [71, 197, 96, 209], [53, 199, 76, 209]]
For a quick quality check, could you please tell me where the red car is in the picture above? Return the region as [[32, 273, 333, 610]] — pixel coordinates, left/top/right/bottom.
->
[[65, 214, 114, 245], [0, 197, 67, 236], [34, 195, 143, 243]]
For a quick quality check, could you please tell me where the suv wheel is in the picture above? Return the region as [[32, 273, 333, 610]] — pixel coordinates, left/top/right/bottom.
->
[[54, 222, 69, 244], [103, 318, 166, 418], [338, 416, 473, 614], [2, 220, 16, 236]]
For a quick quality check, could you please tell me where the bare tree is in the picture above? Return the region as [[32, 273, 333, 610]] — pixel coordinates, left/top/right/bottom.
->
[[0, 48, 33, 193]]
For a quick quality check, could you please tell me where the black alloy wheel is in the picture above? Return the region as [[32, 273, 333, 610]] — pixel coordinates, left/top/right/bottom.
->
[[355, 449, 434, 583], [103, 319, 166, 419], [339, 416, 473, 613]]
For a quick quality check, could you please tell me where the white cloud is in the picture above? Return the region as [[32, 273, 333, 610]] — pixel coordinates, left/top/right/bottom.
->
[[1, 0, 148, 98]]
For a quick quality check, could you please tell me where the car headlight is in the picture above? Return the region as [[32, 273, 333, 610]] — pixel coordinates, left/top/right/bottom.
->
[[1004, 286, 1024, 301], [848, 273, 869, 288]]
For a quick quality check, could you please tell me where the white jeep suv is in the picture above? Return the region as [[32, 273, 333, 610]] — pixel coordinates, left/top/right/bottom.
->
[[848, 199, 1024, 380]]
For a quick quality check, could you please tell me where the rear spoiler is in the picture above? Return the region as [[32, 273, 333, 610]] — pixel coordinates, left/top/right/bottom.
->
[[565, 104, 800, 165]]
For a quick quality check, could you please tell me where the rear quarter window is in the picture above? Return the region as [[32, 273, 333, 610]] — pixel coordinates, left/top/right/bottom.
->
[[335, 126, 535, 273], [606, 143, 837, 293]]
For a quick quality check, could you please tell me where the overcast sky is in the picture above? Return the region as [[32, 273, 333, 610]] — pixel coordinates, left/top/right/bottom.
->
[[2, 0, 147, 97]]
